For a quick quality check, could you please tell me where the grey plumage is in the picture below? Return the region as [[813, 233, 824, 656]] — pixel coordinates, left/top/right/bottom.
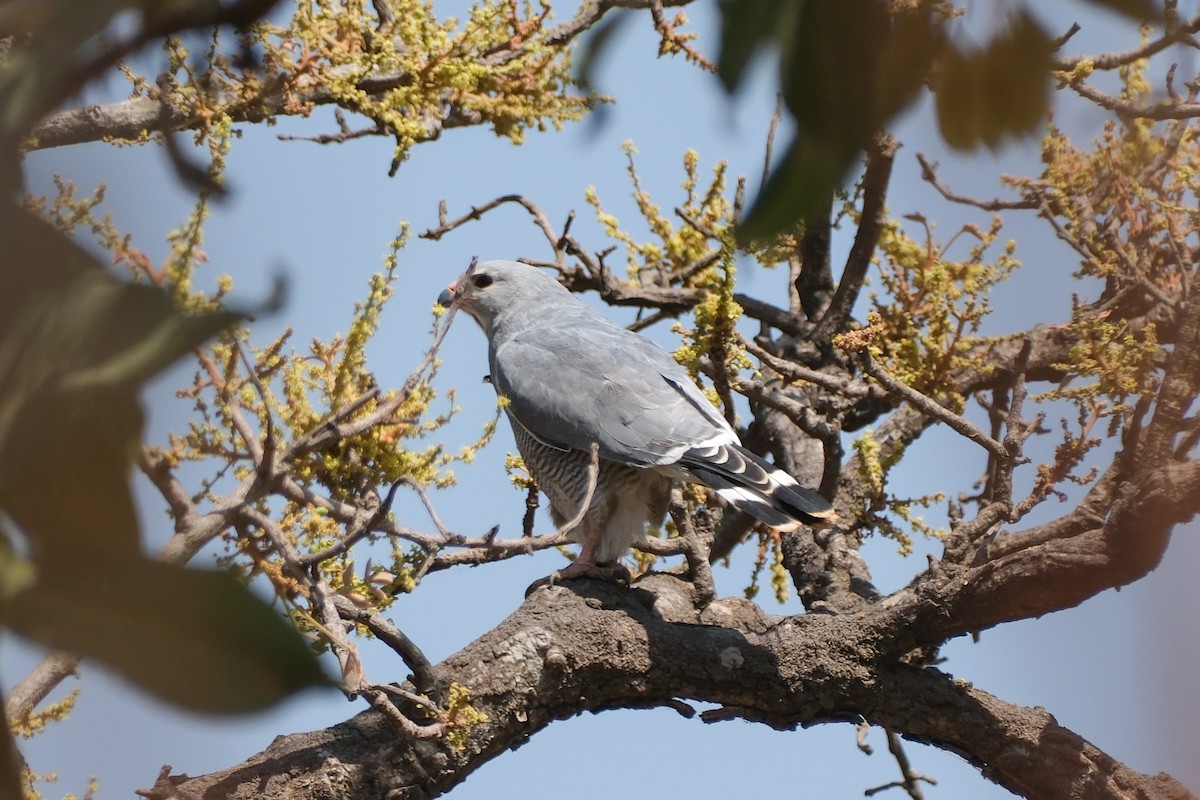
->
[[439, 260, 834, 568]]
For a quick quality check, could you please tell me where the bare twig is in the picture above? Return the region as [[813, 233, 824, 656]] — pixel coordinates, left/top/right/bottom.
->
[[330, 595, 439, 696], [863, 729, 937, 799], [656, 486, 716, 605], [860, 352, 1006, 460], [738, 333, 860, 396], [856, 720, 874, 755], [727, 374, 837, 441], [762, 94, 784, 192], [1054, 13, 1200, 72], [916, 154, 1037, 211], [522, 482, 540, 537], [297, 479, 406, 567], [360, 685, 446, 740], [420, 195, 559, 247], [426, 444, 602, 572]]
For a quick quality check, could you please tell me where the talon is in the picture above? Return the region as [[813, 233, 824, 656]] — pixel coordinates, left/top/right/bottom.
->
[[524, 561, 631, 597]]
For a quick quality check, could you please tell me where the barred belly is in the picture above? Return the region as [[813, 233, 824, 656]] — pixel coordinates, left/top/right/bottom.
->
[[510, 417, 670, 563]]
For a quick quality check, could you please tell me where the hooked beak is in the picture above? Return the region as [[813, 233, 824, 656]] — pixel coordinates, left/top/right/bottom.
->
[[437, 281, 458, 307]]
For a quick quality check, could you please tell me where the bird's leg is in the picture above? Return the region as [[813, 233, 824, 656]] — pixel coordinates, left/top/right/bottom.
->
[[575, 524, 603, 566], [525, 525, 631, 595]]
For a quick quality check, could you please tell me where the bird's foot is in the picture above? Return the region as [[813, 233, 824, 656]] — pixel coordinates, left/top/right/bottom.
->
[[525, 561, 631, 597]]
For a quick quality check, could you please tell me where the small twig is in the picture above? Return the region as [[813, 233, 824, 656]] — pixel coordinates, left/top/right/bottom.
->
[[136, 764, 204, 800], [369, 681, 441, 714], [1052, 21, 1082, 50], [863, 729, 937, 799], [426, 444, 602, 571], [664, 486, 715, 606], [274, 475, 443, 552], [328, 594, 439, 695], [234, 342, 278, 480], [1054, 12, 1200, 72], [812, 133, 899, 344], [916, 154, 1037, 211], [278, 120, 385, 145], [992, 337, 1035, 508], [402, 477, 453, 539], [738, 333, 857, 396], [419, 194, 559, 248], [762, 93, 784, 192], [663, 698, 697, 718], [726, 373, 836, 441], [361, 685, 446, 740], [296, 479, 405, 567], [522, 482, 540, 537], [860, 352, 1007, 460], [648, 0, 714, 71], [856, 720, 874, 755], [291, 257, 470, 457], [627, 307, 678, 333]]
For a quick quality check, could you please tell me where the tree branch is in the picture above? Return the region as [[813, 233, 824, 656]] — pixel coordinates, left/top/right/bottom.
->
[[812, 132, 899, 345], [27, 0, 698, 151], [155, 574, 1196, 800]]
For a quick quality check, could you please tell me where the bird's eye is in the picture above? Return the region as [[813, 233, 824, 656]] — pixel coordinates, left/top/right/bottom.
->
[[472, 273, 494, 289]]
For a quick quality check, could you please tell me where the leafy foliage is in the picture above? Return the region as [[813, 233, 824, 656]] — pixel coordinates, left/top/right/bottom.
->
[[866, 215, 1020, 409], [714, 0, 1161, 239], [6, 1, 1200, 799], [0, 201, 330, 798]]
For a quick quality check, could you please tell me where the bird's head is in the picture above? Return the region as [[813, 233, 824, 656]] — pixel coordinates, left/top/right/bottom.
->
[[438, 260, 572, 338]]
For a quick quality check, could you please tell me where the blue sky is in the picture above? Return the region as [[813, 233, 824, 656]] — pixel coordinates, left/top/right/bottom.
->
[[9, 2, 1199, 798]]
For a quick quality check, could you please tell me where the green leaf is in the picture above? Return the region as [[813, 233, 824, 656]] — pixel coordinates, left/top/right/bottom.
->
[[5, 559, 332, 713], [0, 204, 245, 560], [729, 0, 940, 240], [1082, 0, 1164, 21], [780, 0, 882, 142], [576, 10, 633, 91], [737, 135, 849, 243], [59, 280, 241, 392], [933, 11, 1053, 151], [0, 0, 129, 138], [715, 0, 800, 92]]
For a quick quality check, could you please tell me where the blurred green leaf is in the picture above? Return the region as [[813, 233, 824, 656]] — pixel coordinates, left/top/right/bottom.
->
[[5, 559, 331, 713], [715, 0, 800, 93], [737, 135, 845, 242], [0, 207, 241, 387], [736, 1, 939, 239], [0, 713, 22, 800], [576, 9, 633, 91], [1083, 0, 1164, 21], [0, 0, 127, 138], [933, 11, 1053, 151], [0, 542, 36, 603], [0, 205, 243, 561], [780, 0, 882, 144]]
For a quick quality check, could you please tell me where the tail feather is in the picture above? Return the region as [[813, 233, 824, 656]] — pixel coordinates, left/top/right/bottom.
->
[[679, 443, 836, 530]]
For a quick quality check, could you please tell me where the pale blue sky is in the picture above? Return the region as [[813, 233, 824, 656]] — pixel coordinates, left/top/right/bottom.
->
[[9, 2, 1198, 798]]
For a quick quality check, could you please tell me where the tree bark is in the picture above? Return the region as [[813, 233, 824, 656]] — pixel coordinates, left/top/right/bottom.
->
[[152, 573, 1196, 800]]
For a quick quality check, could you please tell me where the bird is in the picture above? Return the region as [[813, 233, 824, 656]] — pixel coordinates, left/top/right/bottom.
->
[[438, 260, 835, 583]]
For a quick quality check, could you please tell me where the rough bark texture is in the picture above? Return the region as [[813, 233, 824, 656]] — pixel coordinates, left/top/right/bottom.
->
[[156, 573, 1195, 800], [11, 4, 1200, 800]]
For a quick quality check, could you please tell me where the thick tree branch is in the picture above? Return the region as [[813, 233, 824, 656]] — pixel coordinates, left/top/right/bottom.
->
[[153, 575, 1195, 800]]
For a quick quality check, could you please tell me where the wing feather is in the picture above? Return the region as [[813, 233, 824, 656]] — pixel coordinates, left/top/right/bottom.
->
[[491, 310, 731, 468]]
